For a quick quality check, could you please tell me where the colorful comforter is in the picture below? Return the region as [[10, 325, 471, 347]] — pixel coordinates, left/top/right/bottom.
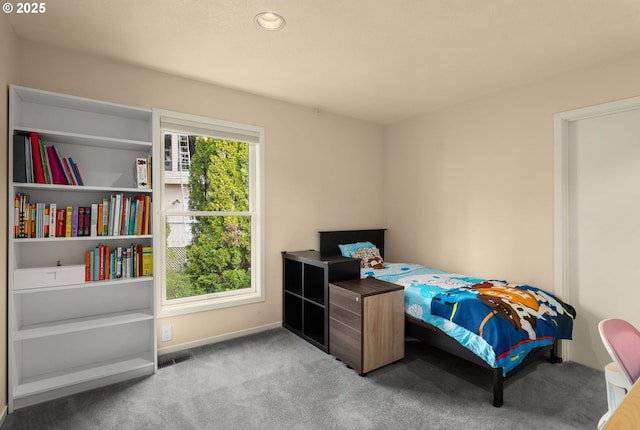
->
[[362, 263, 576, 375]]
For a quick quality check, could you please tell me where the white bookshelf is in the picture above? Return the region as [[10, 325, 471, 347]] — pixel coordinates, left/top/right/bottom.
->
[[7, 85, 157, 411]]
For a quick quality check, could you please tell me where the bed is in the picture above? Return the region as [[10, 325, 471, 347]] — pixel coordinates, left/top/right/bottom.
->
[[319, 229, 576, 407]]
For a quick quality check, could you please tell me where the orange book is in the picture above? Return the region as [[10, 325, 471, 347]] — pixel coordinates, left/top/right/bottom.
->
[[143, 195, 151, 235], [85, 251, 91, 281], [43, 206, 50, 237]]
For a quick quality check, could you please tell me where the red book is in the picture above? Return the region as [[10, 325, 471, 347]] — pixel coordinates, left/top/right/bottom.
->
[[46, 145, 68, 185], [55, 208, 66, 237], [30, 132, 45, 184], [78, 207, 85, 237]]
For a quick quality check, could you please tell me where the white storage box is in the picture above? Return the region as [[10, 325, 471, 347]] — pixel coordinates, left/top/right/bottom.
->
[[13, 265, 85, 290]]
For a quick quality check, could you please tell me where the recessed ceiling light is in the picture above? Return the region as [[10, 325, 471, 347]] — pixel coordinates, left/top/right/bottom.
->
[[255, 12, 286, 31]]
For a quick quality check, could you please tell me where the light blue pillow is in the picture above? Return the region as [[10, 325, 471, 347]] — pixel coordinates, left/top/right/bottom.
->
[[338, 241, 375, 258]]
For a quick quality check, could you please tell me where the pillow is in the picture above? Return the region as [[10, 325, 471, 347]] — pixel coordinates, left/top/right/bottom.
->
[[338, 241, 375, 258], [351, 246, 383, 268]]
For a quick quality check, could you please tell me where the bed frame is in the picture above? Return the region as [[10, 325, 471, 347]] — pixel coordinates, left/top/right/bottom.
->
[[319, 228, 562, 407]]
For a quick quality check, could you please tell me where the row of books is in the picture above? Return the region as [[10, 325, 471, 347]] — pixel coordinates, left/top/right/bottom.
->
[[14, 193, 152, 239], [86, 243, 153, 281], [13, 132, 84, 185]]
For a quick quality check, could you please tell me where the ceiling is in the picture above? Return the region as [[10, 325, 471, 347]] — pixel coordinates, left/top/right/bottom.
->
[[7, 0, 640, 124]]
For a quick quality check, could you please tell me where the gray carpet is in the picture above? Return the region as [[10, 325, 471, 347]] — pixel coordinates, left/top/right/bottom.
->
[[2, 328, 605, 430]]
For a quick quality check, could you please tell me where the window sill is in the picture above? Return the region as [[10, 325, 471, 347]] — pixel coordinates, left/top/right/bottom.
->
[[158, 291, 265, 318]]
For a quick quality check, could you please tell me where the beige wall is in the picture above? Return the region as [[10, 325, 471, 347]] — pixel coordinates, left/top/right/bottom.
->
[[384, 52, 640, 368], [1, 13, 18, 418], [9, 40, 384, 352]]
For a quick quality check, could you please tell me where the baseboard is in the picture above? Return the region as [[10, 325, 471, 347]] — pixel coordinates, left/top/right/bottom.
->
[[157, 322, 282, 356], [0, 404, 7, 423]]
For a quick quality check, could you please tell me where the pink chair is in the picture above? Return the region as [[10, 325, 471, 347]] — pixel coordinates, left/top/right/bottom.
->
[[598, 318, 640, 429]]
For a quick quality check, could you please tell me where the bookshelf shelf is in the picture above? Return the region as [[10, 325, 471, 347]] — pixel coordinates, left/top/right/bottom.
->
[[16, 309, 154, 340], [12, 234, 153, 243], [7, 85, 157, 412], [13, 354, 155, 405], [13, 126, 153, 151], [13, 183, 153, 194]]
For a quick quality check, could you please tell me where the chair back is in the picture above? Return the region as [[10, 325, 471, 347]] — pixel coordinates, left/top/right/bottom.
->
[[599, 318, 640, 386]]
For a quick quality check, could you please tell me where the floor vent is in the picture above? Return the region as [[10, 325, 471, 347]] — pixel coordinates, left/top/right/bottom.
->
[[158, 352, 194, 369]]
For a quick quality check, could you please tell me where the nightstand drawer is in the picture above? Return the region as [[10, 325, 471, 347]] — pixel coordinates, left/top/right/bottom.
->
[[329, 284, 362, 315], [329, 302, 361, 331], [329, 317, 361, 371]]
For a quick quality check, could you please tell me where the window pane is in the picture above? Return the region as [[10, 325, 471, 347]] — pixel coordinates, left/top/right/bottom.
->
[[166, 215, 251, 300], [164, 134, 172, 171], [188, 136, 249, 212]]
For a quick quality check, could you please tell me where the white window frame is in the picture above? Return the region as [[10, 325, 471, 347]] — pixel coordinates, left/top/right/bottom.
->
[[153, 108, 265, 317]]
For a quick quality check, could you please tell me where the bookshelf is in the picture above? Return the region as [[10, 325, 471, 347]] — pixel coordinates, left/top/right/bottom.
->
[[7, 85, 157, 411]]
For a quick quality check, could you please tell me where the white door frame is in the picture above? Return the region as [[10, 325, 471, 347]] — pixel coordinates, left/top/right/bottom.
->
[[554, 95, 640, 362]]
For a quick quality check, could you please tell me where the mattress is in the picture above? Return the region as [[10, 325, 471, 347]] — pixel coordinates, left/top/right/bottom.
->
[[362, 263, 576, 375]]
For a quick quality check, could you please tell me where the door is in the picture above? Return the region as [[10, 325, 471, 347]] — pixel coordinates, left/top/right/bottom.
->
[[556, 98, 640, 370]]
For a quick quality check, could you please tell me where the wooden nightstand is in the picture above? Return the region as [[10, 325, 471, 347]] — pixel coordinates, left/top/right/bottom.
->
[[329, 277, 404, 375]]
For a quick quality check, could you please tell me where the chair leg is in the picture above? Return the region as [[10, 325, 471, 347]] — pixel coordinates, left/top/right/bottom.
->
[[598, 411, 611, 430]]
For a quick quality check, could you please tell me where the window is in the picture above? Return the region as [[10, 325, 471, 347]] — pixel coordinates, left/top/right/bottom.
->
[[153, 109, 264, 316]]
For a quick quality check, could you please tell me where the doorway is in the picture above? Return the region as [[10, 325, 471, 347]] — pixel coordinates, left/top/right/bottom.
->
[[555, 96, 640, 369]]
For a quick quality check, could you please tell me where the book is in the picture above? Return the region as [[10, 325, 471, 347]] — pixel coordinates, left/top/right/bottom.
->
[[43, 205, 50, 237], [25, 137, 33, 182], [62, 158, 77, 185], [98, 244, 105, 281], [47, 145, 69, 185], [73, 162, 85, 186], [142, 246, 153, 276], [116, 247, 123, 278], [30, 132, 45, 184], [52, 145, 72, 185], [102, 197, 110, 236], [41, 143, 52, 184], [13, 195, 19, 237], [35, 202, 45, 238], [78, 207, 85, 237], [135, 157, 149, 188], [113, 193, 122, 236], [68, 157, 84, 186], [146, 155, 152, 188], [91, 203, 98, 236], [83, 206, 91, 236], [55, 208, 66, 237], [48, 203, 56, 237], [13, 135, 28, 183], [65, 206, 73, 237], [71, 206, 79, 237], [85, 251, 91, 281]]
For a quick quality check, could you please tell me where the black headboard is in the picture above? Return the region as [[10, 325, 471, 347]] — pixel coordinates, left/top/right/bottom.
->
[[319, 229, 386, 259]]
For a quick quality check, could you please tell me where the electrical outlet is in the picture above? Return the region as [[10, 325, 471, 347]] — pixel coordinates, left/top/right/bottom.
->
[[161, 325, 172, 342]]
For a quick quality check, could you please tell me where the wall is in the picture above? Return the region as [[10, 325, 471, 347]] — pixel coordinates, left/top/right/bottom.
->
[[0, 13, 18, 419], [383, 52, 640, 368], [11, 40, 384, 352]]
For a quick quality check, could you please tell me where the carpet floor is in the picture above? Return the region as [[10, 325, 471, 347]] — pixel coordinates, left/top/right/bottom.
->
[[2, 328, 606, 430]]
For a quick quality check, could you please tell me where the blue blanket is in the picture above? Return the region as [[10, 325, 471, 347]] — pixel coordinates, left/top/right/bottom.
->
[[363, 263, 575, 374]]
